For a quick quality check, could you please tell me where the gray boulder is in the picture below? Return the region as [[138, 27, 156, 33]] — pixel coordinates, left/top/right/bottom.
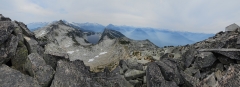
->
[[124, 69, 145, 80], [156, 58, 183, 85], [180, 71, 199, 87], [146, 62, 178, 87], [0, 64, 40, 87], [0, 21, 14, 45], [24, 53, 55, 87], [50, 60, 99, 87], [24, 36, 44, 55], [225, 23, 240, 32], [195, 52, 216, 68]]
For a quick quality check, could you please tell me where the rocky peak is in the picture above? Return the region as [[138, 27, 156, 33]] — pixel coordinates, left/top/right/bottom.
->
[[0, 14, 11, 21], [99, 28, 125, 42]]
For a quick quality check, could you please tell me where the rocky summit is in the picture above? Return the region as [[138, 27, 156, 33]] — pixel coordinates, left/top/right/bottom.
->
[[1, 14, 240, 87]]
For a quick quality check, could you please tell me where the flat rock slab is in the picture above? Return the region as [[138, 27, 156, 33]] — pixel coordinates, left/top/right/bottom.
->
[[0, 64, 40, 87], [199, 49, 240, 60]]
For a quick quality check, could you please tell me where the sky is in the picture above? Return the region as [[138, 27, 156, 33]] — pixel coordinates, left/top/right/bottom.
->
[[1, 0, 240, 33]]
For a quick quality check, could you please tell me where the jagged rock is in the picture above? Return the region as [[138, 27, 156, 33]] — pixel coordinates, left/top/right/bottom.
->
[[124, 69, 145, 80], [119, 60, 129, 73], [126, 58, 143, 70], [183, 47, 197, 68], [24, 36, 44, 55], [16, 21, 35, 37], [0, 21, 14, 45], [236, 34, 240, 48], [50, 60, 96, 87], [0, 14, 11, 21], [199, 49, 240, 60], [198, 73, 217, 87], [216, 64, 240, 86], [217, 55, 234, 65], [0, 64, 40, 87], [24, 53, 55, 87], [6, 34, 18, 58], [225, 23, 240, 32], [156, 58, 183, 85], [11, 41, 28, 72], [146, 62, 178, 87], [195, 52, 216, 68], [0, 34, 18, 64], [99, 29, 125, 41], [129, 80, 142, 87], [180, 71, 199, 87], [43, 54, 68, 70]]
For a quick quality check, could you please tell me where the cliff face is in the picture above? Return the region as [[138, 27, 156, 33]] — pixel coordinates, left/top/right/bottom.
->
[[1, 14, 240, 87]]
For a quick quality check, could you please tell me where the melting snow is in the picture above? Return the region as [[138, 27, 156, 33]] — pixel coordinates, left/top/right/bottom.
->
[[67, 51, 74, 54], [99, 52, 107, 55], [88, 58, 94, 62]]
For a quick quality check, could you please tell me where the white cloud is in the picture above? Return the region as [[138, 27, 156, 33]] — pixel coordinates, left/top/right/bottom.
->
[[1, 0, 240, 33]]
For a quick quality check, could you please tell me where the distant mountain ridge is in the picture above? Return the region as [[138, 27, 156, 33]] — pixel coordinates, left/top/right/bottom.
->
[[27, 21, 214, 47]]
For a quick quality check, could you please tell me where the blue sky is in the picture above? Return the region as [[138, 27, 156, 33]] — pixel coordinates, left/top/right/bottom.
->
[[1, 0, 240, 33]]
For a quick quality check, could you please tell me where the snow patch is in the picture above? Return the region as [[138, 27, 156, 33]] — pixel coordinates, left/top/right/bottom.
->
[[99, 52, 107, 55], [67, 51, 74, 54], [95, 55, 99, 57], [88, 58, 94, 62], [39, 30, 46, 36]]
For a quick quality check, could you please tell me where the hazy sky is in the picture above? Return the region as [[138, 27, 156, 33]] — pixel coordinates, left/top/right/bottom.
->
[[1, 0, 240, 33]]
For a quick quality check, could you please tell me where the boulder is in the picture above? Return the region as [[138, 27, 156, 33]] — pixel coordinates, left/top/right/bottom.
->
[[119, 60, 129, 73], [183, 47, 197, 68], [0, 21, 14, 45], [0, 34, 19, 64], [0, 64, 40, 87], [24, 36, 44, 55], [225, 23, 240, 32], [15, 21, 34, 37], [146, 62, 178, 87], [50, 60, 99, 87], [24, 53, 55, 87], [180, 71, 199, 87], [195, 52, 216, 68], [124, 69, 145, 80], [156, 58, 183, 85], [6, 34, 18, 59], [126, 58, 143, 70]]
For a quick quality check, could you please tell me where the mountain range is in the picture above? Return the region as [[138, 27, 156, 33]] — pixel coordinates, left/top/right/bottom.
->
[[27, 21, 214, 47]]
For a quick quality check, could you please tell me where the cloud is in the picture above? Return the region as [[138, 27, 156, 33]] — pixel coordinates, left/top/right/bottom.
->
[[1, 0, 240, 33]]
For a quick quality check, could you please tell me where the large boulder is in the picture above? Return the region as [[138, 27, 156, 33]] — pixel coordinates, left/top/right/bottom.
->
[[156, 58, 183, 85], [146, 62, 178, 87], [124, 69, 145, 80], [0, 21, 14, 45], [24, 36, 44, 55], [50, 60, 99, 87], [195, 52, 216, 68], [24, 53, 55, 87], [225, 23, 240, 32], [0, 64, 40, 87]]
